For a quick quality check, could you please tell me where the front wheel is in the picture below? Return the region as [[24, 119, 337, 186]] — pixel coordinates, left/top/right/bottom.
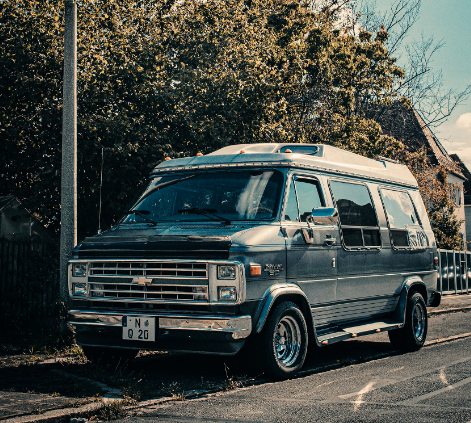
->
[[389, 292, 427, 351], [259, 301, 308, 379]]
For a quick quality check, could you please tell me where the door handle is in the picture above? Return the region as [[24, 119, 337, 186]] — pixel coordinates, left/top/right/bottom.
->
[[324, 236, 336, 246]]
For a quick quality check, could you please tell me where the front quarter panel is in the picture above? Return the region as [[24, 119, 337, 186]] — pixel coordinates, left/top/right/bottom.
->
[[230, 224, 287, 301]]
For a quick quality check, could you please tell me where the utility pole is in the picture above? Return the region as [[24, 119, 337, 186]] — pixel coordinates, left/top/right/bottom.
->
[[60, 0, 77, 309]]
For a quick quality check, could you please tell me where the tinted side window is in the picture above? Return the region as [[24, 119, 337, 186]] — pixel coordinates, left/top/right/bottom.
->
[[380, 188, 421, 248], [295, 179, 324, 222], [283, 177, 324, 223], [330, 180, 380, 248]]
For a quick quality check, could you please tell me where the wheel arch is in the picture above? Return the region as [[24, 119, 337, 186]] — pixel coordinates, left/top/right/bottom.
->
[[254, 284, 316, 343], [394, 276, 428, 324]]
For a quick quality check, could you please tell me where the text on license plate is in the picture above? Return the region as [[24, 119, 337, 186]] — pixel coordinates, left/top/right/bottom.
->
[[122, 316, 155, 341]]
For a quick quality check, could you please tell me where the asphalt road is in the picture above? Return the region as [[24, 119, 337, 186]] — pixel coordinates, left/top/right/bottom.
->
[[117, 311, 471, 423]]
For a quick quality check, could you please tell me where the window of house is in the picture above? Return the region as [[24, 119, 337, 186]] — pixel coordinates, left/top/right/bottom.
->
[[453, 188, 462, 207], [380, 188, 421, 248], [330, 180, 380, 248], [283, 177, 324, 222]]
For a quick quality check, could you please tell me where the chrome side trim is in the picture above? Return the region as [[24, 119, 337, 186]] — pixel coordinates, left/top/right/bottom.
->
[[336, 270, 436, 281]]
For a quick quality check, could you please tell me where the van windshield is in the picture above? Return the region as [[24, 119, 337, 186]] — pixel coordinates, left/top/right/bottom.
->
[[121, 170, 284, 224]]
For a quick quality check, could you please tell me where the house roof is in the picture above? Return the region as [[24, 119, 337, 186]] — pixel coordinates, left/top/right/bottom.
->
[[373, 102, 465, 180], [412, 109, 460, 171], [0, 196, 16, 211]]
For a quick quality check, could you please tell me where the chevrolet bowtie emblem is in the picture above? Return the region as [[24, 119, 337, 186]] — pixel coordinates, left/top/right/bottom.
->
[[133, 276, 153, 285]]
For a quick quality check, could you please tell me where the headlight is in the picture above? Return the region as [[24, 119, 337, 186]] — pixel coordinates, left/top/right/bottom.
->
[[72, 283, 87, 297], [218, 286, 237, 301], [218, 265, 236, 279], [72, 262, 87, 277]]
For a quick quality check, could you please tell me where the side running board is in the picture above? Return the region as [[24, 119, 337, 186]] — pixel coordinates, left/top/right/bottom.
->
[[316, 319, 402, 346]]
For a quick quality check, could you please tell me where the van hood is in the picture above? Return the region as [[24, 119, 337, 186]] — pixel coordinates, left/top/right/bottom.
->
[[75, 223, 255, 259]]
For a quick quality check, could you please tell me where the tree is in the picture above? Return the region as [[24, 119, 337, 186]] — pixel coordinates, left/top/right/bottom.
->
[[0, 0, 174, 240], [0, 0, 437, 241], [394, 148, 464, 250], [347, 0, 471, 128]]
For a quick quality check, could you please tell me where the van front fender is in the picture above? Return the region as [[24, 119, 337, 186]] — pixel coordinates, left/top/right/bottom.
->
[[254, 284, 314, 334]]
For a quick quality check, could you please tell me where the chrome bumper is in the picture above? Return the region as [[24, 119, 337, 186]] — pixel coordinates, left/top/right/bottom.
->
[[68, 310, 252, 340]]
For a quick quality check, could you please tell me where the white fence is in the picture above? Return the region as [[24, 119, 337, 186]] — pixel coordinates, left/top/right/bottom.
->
[[437, 249, 470, 295]]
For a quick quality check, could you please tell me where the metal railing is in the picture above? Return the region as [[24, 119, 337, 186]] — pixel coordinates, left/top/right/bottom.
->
[[437, 249, 471, 295]]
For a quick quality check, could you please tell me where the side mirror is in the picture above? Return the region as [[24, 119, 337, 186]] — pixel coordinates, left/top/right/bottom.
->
[[311, 207, 338, 225]]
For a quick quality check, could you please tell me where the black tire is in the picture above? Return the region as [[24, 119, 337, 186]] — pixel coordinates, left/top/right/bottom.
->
[[81, 346, 138, 367], [259, 301, 308, 379], [388, 292, 427, 351]]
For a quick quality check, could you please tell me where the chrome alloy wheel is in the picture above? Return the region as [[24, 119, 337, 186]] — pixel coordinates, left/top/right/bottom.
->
[[412, 301, 426, 342], [274, 316, 302, 367]]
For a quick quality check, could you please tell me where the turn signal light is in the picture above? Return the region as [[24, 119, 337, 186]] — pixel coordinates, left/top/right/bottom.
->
[[196, 152, 203, 156], [164, 157, 171, 161], [239, 150, 245, 154], [250, 265, 261, 276]]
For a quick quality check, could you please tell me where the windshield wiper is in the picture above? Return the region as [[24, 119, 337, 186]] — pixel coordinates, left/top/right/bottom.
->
[[123, 209, 157, 226], [178, 208, 231, 225]]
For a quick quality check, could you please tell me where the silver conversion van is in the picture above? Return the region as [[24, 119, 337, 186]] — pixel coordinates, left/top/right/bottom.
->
[[68, 143, 441, 378]]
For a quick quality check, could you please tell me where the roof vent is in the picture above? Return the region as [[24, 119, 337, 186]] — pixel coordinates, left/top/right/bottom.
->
[[280, 145, 318, 155]]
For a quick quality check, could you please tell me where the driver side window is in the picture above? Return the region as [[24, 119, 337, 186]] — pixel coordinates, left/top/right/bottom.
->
[[283, 176, 324, 222]]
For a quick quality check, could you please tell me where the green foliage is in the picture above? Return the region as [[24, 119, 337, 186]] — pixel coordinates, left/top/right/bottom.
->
[[1, 0, 409, 239], [395, 149, 464, 250], [0, 0, 173, 239]]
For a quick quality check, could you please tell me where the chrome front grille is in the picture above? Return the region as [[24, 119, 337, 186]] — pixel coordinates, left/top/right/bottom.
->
[[87, 261, 208, 302], [89, 261, 208, 279]]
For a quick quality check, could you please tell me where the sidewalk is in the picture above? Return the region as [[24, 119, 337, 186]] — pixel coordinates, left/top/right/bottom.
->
[[1, 293, 471, 423], [429, 292, 471, 314]]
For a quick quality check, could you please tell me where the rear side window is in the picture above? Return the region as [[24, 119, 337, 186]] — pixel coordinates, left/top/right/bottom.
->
[[330, 180, 380, 248], [380, 188, 423, 248]]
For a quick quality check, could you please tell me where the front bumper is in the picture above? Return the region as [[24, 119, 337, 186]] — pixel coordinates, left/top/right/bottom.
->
[[68, 310, 252, 355]]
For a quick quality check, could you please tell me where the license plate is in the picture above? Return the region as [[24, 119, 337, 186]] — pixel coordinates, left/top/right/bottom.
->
[[122, 316, 156, 341]]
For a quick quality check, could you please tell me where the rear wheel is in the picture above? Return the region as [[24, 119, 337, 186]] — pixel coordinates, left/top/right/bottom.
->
[[81, 346, 138, 367], [389, 292, 427, 351], [259, 301, 308, 379]]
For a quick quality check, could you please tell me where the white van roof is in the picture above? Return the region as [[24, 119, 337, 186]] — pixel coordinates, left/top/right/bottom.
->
[[153, 143, 418, 188]]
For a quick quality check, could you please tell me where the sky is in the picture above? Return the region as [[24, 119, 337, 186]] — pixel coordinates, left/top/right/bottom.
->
[[374, 0, 471, 169]]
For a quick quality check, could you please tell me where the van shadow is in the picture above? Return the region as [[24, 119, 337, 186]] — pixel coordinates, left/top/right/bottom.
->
[[0, 336, 405, 401]]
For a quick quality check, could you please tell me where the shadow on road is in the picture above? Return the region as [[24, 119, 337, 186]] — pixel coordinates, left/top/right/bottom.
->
[[0, 335, 408, 403]]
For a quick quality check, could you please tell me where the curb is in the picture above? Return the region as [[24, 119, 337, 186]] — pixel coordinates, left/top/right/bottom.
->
[[428, 305, 471, 316], [3, 401, 104, 423]]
